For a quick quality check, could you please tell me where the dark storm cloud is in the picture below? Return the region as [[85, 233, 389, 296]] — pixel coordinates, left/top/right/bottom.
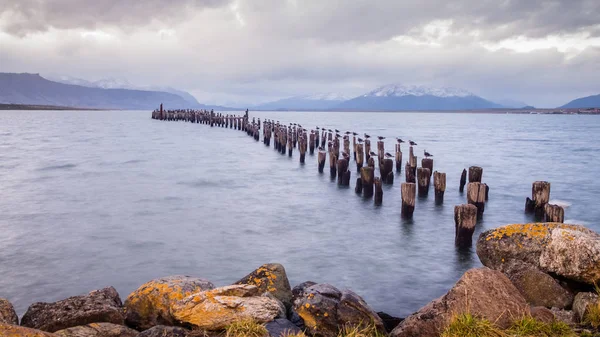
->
[[0, 0, 232, 36]]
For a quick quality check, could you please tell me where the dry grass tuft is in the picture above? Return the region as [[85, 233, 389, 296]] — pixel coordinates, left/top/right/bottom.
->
[[225, 319, 269, 337]]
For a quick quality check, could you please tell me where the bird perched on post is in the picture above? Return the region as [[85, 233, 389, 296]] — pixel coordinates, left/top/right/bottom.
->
[[369, 151, 377, 157], [396, 138, 405, 143], [357, 138, 364, 143], [352, 132, 358, 136], [424, 150, 433, 158], [364, 134, 371, 139], [385, 152, 393, 158], [377, 136, 385, 140], [409, 140, 417, 146]]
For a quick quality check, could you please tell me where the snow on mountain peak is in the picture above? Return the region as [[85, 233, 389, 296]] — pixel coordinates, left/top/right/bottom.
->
[[301, 93, 350, 101], [365, 84, 474, 98]]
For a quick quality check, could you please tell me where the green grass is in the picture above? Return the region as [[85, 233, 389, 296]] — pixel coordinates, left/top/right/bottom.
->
[[583, 283, 600, 329], [338, 322, 387, 337], [441, 313, 506, 337], [507, 316, 575, 337], [225, 319, 269, 337]]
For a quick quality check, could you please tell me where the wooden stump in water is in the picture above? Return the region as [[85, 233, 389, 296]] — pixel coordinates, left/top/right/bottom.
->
[[385, 171, 394, 185], [329, 152, 338, 178], [459, 168, 467, 192], [361, 167, 374, 198], [377, 141, 385, 166], [353, 136, 357, 162], [484, 183, 489, 201], [337, 158, 349, 185], [365, 139, 371, 162], [405, 163, 416, 183], [544, 204, 564, 222], [468, 166, 483, 183], [381, 159, 394, 184], [525, 181, 551, 218], [299, 137, 307, 164], [422, 158, 433, 177], [367, 157, 375, 169], [395, 144, 403, 173], [417, 167, 431, 196], [355, 178, 363, 194], [342, 170, 351, 186], [309, 132, 315, 155], [343, 137, 350, 159], [356, 143, 364, 172], [409, 146, 417, 168], [374, 177, 383, 205], [318, 151, 326, 173], [401, 183, 416, 218], [433, 171, 446, 204], [467, 182, 486, 218], [454, 204, 478, 248]]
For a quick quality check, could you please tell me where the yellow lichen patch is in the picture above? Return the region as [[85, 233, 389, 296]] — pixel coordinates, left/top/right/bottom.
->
[[0, 323, 56, 337], [296, 305, 318, 329], [485, 223, 588, 242]]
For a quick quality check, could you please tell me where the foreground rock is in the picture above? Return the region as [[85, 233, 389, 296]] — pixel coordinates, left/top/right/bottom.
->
[[391, 267, 529, 337], [21, 287, 124, 333], [235, 264, 293, 309], [293, 283, 385, 337], [137, 325, 207, 337], [477, 223, 600, 285], [0, 322, 57, 336], [171, 284, 285, 330], [0, 298, 18, 325], [573, 292, 600, 322], [265, 318, 303, 337], [506, 263, 573, 309], [54, 323, 138, 337], [124, 275, 214, 330]]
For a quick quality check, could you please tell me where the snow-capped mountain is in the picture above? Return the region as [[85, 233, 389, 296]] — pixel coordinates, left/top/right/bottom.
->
[[365, 84, 473, 98], [337, 84, 503, 111], [254, 93, 350, 110]]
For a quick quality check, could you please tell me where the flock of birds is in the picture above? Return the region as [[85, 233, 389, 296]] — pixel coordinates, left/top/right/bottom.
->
[[311, 126, 434, 159]]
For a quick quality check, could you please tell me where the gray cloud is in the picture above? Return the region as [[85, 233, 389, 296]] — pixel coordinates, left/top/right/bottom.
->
[[0, 0, 599, 107]]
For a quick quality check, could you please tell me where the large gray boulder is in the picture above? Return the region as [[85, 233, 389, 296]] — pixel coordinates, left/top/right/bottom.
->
[[124, 275, 214, 330], [477, 223, 600, 285], [506, 263, 573, 309], [0, 298, 18, 325], [21, 287, 125, 333], [573, 292, 599, 322], [0, 322, 57, 336], [391, 267, 529, 337], [293, 283, 384, 337]]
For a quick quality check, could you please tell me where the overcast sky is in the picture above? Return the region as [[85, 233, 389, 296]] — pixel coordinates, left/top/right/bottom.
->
[[1, 0, 599, 107]]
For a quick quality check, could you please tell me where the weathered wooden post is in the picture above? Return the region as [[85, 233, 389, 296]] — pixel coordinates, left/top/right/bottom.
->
[[288, 130, 293, 157], [467, 182, 486, 218], [318, 151, 326, 173], [355, 178, 363, 194], [405, 163, 416, 183], [343, 137, 350, 159], [454, 204, 478, 247], [468, 166, 483, 183], [367, 157, 375, 169], [433, 171, 446, 204], [342, 170, 351, 186], [309, 132, 315, 155], [382, 158, 394, 184], [417, 167, 431, 196], [337, 158, 349, 185], [395, 143, 402, 173], [361, 167, 374, 198], [409, 146, 417, 168], [374, 178, 383, 205], [299, 136, 307, 164], [329, 152, 337, 178], [356, 143, 364, 172], [544, 204, 564, 222], [459, 169, 467, 192], [525, 181, 551, 218], [377, 140, 385, 166], [353, 135, 357, 161], [365, 139, 371, 162], [315, 129, 320, 148], [401, 183, 416, 218], [422, 158, 433, 178]]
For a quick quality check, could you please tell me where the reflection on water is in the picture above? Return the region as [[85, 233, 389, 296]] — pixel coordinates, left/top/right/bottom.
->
[[0, 110, 599, 318]]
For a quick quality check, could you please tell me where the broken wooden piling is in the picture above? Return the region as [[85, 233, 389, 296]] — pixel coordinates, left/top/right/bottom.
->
[[405, 163, 416, 183], [374, 178, 383, 205], [544, 203, 564, 222], [433, 171, 446, 204], [468, 166, 483, 183], [401, 183, 416, 218], [417, 167, 431, 196], [395, 143, 402, 173], [459, 169, 467, 192], [454, 204, 478, 247], [525, 181, 551, 218], [361, 167, 374, 198], [318, 151, 326, 173], [467, 182, 486, 218], [356, 143, 364, 172]]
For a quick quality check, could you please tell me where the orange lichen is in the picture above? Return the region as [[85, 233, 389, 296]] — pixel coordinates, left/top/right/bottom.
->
[[485, 223, 587, 242]]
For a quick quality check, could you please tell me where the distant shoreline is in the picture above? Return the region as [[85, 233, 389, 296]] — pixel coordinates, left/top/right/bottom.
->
[[0, 103, 103, 111]]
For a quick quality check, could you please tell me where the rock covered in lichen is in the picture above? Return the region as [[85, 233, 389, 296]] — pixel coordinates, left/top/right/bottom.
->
[[391, 267, 529, 337], [0, 298, 18, 325], [477, 223, 600, 285], [124, 275, 214, 330], [235, 263, 293, 309], [293, 283, 385, 337], [53, 322, 138, 337], [171, 284, 285, 330], [0, 323, 57, 336], [506, 263, 573, 309], [20, 287, 124, 333], [573, 292, 599, 323]]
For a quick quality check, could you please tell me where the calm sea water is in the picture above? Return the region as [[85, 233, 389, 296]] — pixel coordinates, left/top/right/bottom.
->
[[0, 110, 599, 318]]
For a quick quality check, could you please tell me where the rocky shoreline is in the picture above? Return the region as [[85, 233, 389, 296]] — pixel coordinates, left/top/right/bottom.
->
[[1, 222, 599, 337]]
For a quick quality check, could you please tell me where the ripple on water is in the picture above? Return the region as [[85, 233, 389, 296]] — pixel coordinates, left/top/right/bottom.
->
[[37, 163, 77, 171]]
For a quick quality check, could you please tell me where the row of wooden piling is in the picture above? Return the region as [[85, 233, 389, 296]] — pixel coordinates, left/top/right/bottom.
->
[[151, 106, 566, 249]]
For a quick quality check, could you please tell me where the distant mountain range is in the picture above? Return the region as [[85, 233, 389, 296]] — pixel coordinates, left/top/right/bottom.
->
[[253, 93, 350, 110], [0, 73, 232, 110], [560, 94, 600, 109]]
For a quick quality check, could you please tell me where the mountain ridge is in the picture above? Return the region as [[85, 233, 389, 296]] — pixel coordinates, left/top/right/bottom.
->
[[560, 94, 600, 109]]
